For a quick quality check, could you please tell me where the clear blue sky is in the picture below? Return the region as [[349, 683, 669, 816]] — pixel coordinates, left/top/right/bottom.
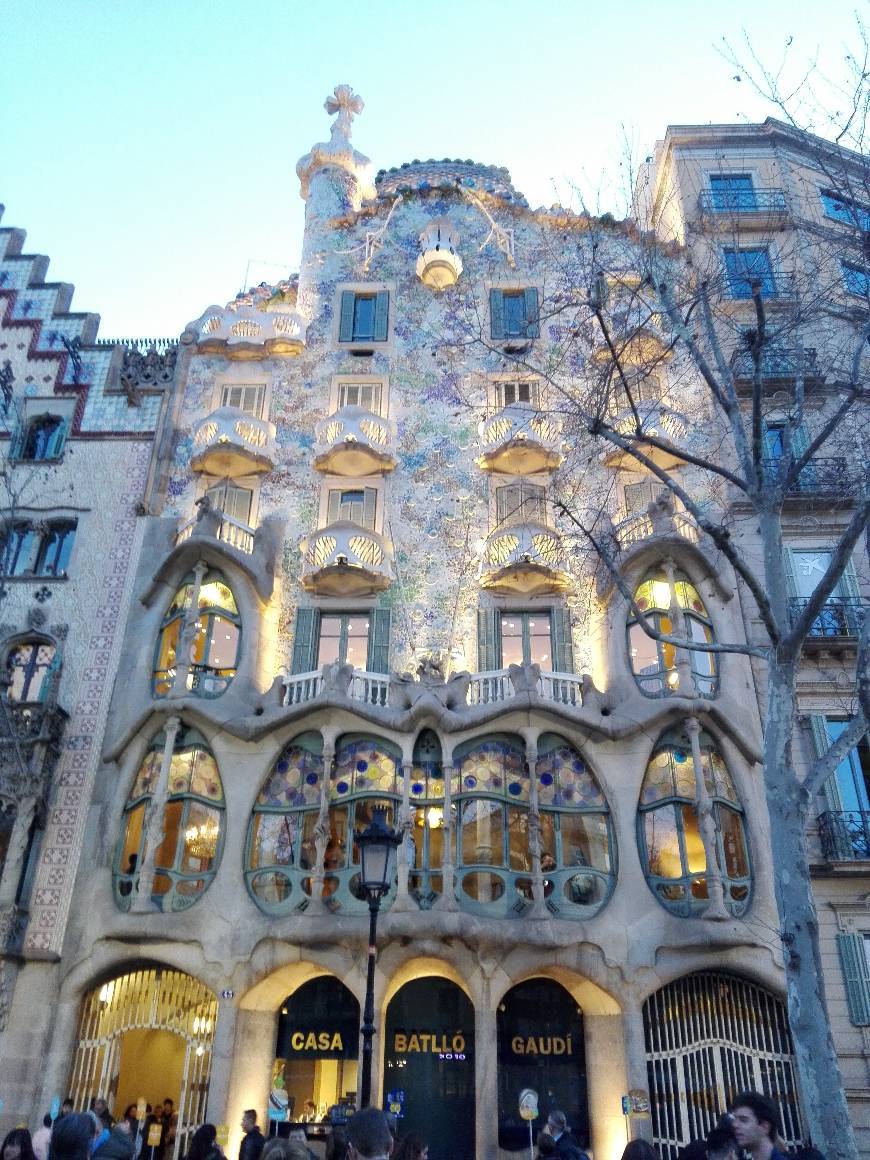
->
[[1, 0, 860, 338]]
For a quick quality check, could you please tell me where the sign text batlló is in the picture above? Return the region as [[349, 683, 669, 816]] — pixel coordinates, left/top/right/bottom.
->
[[393, 1032, 467, 1054]]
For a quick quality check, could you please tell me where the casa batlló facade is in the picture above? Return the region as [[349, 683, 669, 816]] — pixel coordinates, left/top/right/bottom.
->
[[0, 89, 867, 1160]]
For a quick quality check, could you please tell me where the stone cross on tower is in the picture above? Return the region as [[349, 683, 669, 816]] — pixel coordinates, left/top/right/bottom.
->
[[325, 84, 364, 147]]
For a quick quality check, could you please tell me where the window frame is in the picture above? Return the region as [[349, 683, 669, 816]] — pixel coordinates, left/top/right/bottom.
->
[[331, 375, 388, 417], [723, 246, 777, 299], [34, 520, 76, 577], [18, 414, 66, 462], [708, 173, 757, 212], [5, 639, 57, 703], [336, 285, 393, 348], [489, 287, 540, 343], [489, 376, 541, 412], [494, 480, 548, 528], [498, 611, 555, 671], [217, 381, 267, 418], [842, 261, 870, 297], [152, 572, 242, 699], [821, 189, 870, 232], [626, 571, 719, 699]]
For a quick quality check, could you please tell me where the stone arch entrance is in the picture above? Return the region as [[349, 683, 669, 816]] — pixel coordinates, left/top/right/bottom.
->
[[384, 977, 475, 1160], [68, 965, 218, 1159], [644, 971, 802, 1159]]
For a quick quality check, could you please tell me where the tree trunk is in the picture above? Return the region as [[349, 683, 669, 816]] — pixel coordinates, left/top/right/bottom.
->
[[763, 657, 857, 1160]]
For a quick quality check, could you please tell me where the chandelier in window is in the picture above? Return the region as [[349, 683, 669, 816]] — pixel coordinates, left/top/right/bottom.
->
[[185, 817, 219, 859]]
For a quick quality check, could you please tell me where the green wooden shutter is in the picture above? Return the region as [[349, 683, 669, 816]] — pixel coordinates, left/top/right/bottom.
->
[[524, 287, 540, 339], [291, 608, 320, 674], [367, 609, 391, 673], [551, 607, 575, 674], [490, 289, 505, 340], [373, 291, 390, 341], [782, 549, 799, 601], [362, 487, 378, 530], [837, 932, 870, 1025], [477, 608, 500, 671], [326, 490, 341, 525], [809, 715, 843, 811], [338, 292, 356, 342]]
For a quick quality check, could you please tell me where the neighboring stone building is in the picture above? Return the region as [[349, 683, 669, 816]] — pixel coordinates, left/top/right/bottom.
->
[[0, 97, 866, 1160]]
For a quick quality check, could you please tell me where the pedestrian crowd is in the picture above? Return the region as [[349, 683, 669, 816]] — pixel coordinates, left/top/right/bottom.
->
[[0, 1088, 830, 1160]]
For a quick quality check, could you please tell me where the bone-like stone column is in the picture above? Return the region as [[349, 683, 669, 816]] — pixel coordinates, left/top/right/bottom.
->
[[205, 995, 240, 1125]]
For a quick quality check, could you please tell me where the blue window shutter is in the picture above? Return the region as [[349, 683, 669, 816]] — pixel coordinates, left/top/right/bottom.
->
[[339, 292, 356, 343], [524, 287, 540, 338], [837, 933, 870, 1025], [362, 487, 378, 530], [490, 289, 505, 339], [367, 609, 391, 673], [551, 607, 574, 674], [291, 608, 320, 674], [477, 608, 500, 671], [373, 291, 390, 341]]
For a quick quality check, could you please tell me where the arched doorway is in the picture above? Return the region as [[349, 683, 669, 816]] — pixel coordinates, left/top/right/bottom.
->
[[644, 971, 802, 1159], [68, 966, 217, 1159], [271, 977, 360, 1123], [383, 978, 475, 1160], [497, 978, 587, 1151]]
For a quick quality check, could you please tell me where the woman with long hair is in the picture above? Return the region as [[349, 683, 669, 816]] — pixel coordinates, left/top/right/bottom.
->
[[2, 1130, 37, 1160]]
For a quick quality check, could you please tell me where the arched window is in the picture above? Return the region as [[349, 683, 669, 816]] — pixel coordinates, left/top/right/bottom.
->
[[153, 571, 241, 698], [246, 733, 323, 912], [407, 729, 445, 906], [326, 735, 401, 908], [627, 571, 718, 697], [452, 735, 529, 912], [536, 733, 615, 914], [20, 415, 65, 461], [637, 728, 750, 917], [6, 640, 57, 702], [114, 726, 225, 911]]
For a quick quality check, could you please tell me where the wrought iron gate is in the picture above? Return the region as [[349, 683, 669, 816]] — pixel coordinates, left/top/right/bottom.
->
[[69, 966, 218, 1160], [644, 971, 802, 1160]]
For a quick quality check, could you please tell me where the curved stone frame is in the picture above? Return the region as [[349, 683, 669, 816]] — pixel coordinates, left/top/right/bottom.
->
[[114, 724, 226, 913], [535, 732, 617, 917], [626, 568, 719, 699], [324, 732, 402, 911], [406, 729, 447, 908], [244, 731, 324, 915], [636, 725, 752, 918], [151, 569, 242, 700]]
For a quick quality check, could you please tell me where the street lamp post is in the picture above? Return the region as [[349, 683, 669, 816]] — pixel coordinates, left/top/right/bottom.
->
[[355, 805, 402, 1109]]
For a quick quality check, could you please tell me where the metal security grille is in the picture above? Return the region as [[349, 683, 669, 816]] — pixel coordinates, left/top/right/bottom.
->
[[69, 967, 218, 1160], [644, 972, 802, 1160]]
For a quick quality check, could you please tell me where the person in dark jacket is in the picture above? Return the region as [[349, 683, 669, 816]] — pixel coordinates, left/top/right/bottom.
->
[[544, 1113, 589, 1160], [238, 1113, 264, 1160], [93, 1112, 134, 1160]]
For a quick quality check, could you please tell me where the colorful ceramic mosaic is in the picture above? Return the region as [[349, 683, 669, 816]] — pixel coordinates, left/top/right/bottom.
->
[[256, 745, 323, 808], [331, 738, 400, 798], [536, 745, 606, 809]]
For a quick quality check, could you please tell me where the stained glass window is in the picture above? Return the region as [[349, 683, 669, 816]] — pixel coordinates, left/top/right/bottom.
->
[[628, 571, 718, 698], [153, 571, 241, 698]]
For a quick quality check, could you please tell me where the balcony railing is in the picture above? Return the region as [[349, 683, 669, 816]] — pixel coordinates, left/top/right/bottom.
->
[[789, 597, 865, 638], [613, 508, 700, 549], [313, 405, 397, 475], [478, 405, 563, 473], [698, 188, 788, 215], [480, 522, 571, 595], [176, 512, 256, 555], [301, 522, 393, 595], [196, 304, 307, 358], [818, 810, 870, 861], [762, 457, 852, 496], [731, 347, 818, 383], [282, 666, 584, 711], [190, 407, 277, 477]]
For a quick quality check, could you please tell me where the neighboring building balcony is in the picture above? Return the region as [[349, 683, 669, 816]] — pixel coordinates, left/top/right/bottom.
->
[[313, 406, 398, 476], [282, 663, 584, 711], [818, 811, 870, 863], [697, 188, 789, 229], [196, 304, 307, 359], [763, 457, 853, 500], [479, 522, 571, 596], [731, 347, 821, 391], [477, 405, 563, 474], [300, 521, 393, 596], [190, 407, 277, 478], [789, 597, 865, 644], [176, 511, 256, 555]]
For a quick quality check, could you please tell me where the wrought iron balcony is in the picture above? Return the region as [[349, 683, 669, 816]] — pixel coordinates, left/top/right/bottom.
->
[[698, 188, 788, 215], [731, 347, 820, 386], [190, 407, 277, 477], [818, 810, 870, 862], [789, 597, 864, 638], [313, 405, 397, 476], [477, 405, 563, 474], [762, 457, 852, 497], [479, 522, 571, 596], [301, 521, 393, 596]]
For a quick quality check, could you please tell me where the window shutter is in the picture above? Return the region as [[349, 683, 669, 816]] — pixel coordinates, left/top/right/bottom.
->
[[809, 715, 843, 812], [490, 289, 505, 340], [524, 287, 540, 339], [782, 549, 799, 601], [363, 487, 378, 530], [624, 481, 659, 513], [367, 609, 391, 674], [326, 490, 341, 525], [291, 609, 320, 674], [373, 291, 390, 342], [338, 292, 356, 343], [550, 607, 575, 674], [838, 558, 860, 602], [496, 485, 516, 525], [477, 608, 500, 672], [792, 424, 810, 456], [837, 933, 870, 1025]]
